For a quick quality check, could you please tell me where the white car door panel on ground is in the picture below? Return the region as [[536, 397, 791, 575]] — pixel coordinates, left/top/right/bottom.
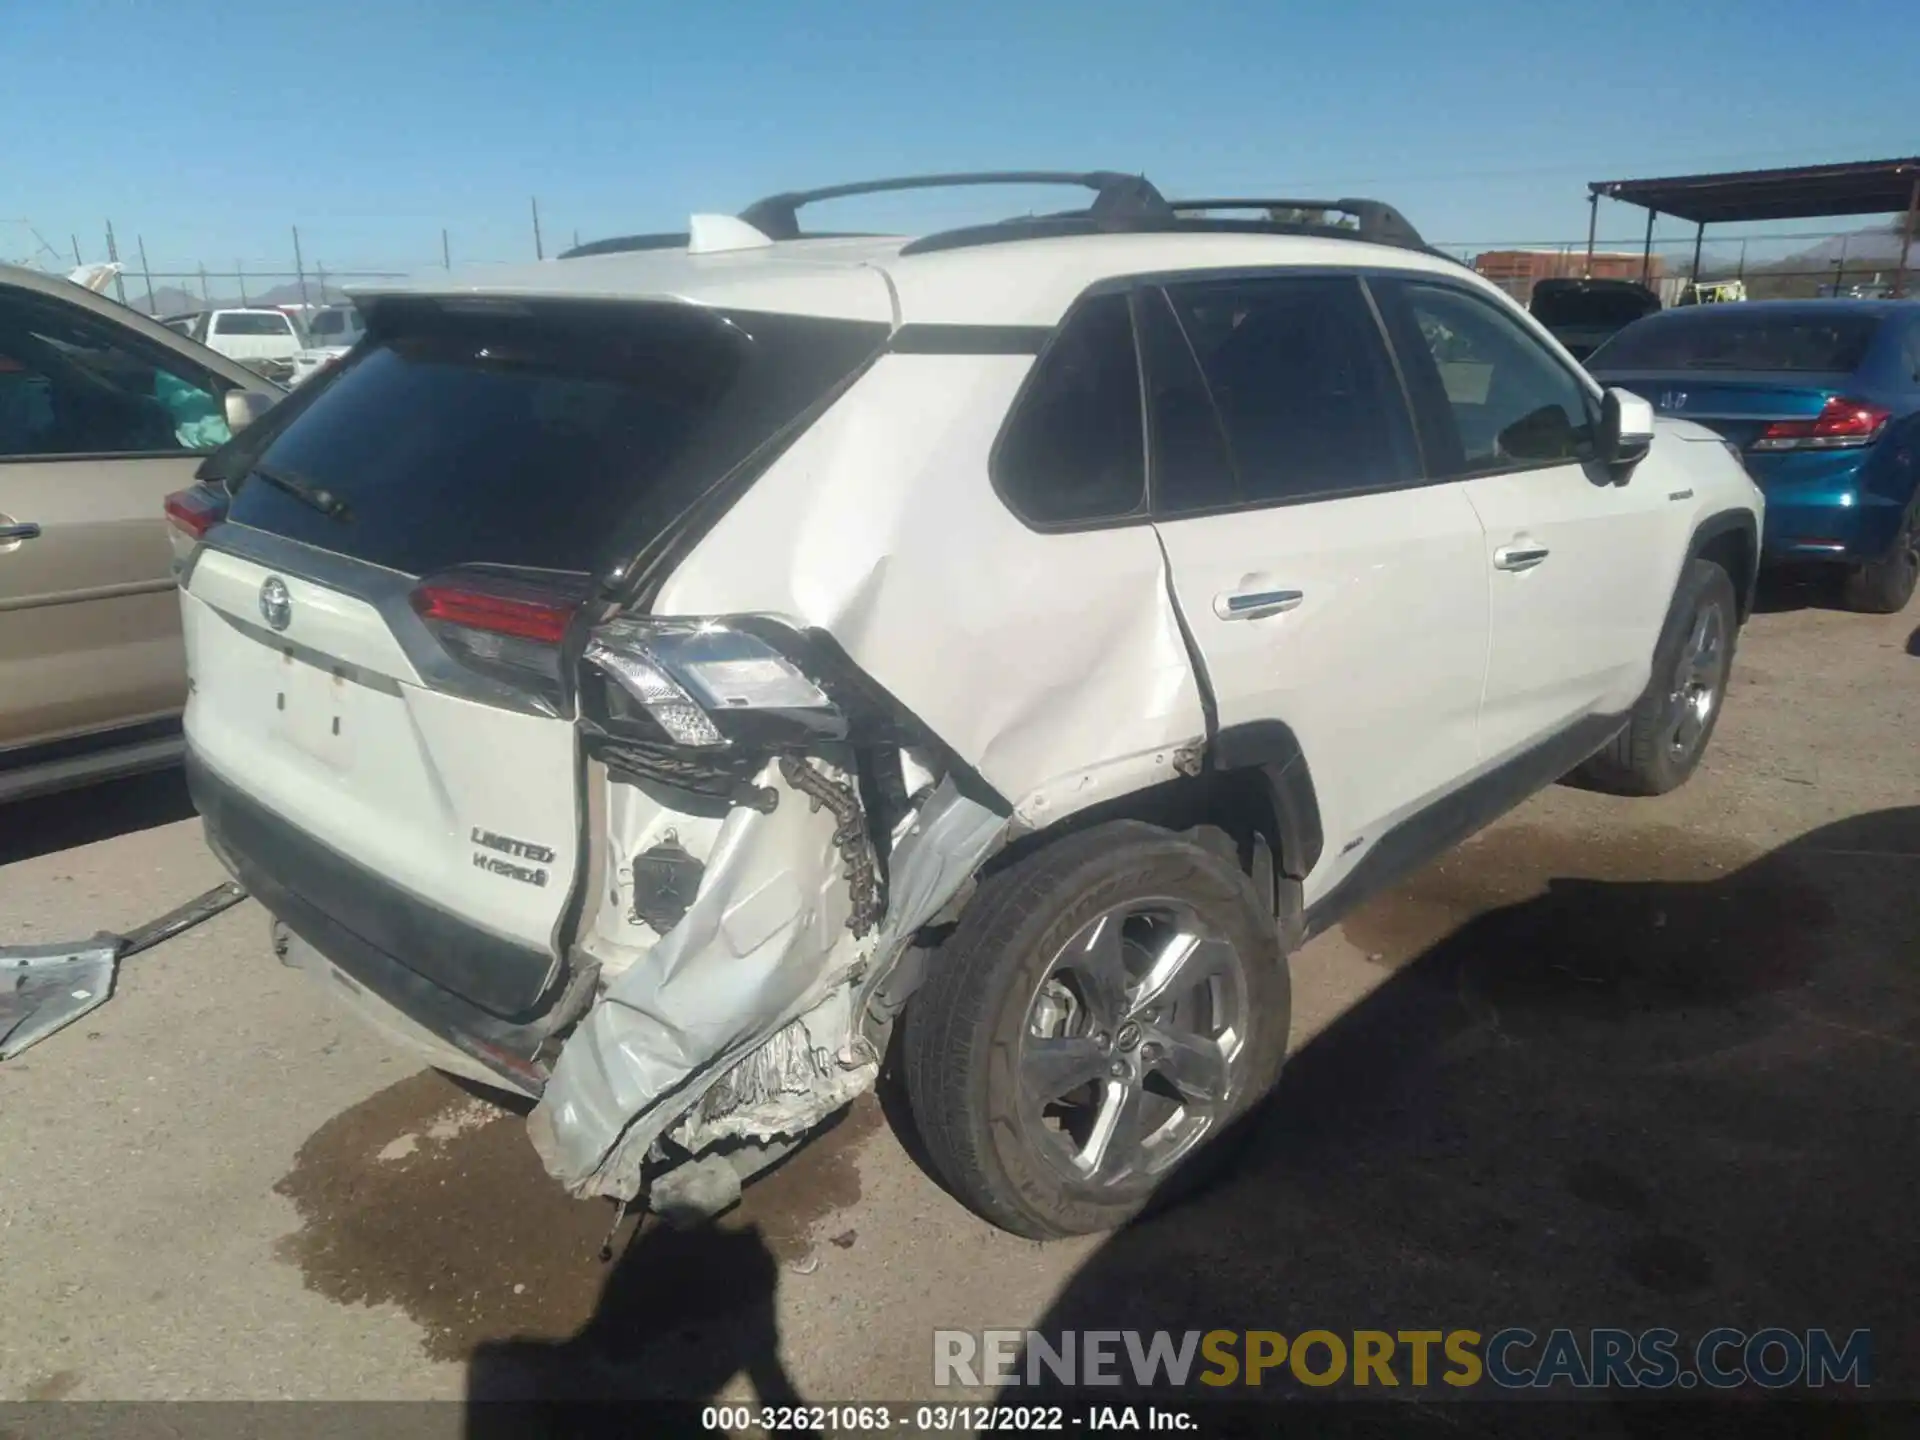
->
[[1139, 277, 1490, 904], [1371, 275, 1673, 764]]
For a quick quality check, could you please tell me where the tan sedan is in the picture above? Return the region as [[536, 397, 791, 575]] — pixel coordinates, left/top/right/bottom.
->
[[0, 264, 280, 801]]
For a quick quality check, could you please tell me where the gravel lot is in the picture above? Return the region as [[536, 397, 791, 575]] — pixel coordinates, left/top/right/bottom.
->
[[2, 586, 1917, 1409]]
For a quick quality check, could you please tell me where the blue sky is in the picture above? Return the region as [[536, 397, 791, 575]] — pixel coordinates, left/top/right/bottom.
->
[[5, 0, 1914, 277]]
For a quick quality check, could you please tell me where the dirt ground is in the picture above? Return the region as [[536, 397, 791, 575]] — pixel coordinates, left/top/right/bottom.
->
[[2, 581, 1916, 1412]]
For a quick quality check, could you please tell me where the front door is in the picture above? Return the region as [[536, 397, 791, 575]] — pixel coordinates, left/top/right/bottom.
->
[[1141, 275, 1490, 905], [0, 284, 235, 751], [1372, 275, 1671, 763]]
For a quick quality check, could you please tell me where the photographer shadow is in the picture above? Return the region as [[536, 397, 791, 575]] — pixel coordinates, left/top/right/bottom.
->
[[1009, 808, 1920, 1425], [466, 1217, 800, 1435]]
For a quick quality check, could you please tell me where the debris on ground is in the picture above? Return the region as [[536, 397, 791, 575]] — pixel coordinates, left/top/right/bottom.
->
[[0, 881, 246, 1059]]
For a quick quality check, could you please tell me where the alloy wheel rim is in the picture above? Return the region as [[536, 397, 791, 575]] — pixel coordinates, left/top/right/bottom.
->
[[1015, 898, 1249, 1189], [1666, 600, 1727, 760]]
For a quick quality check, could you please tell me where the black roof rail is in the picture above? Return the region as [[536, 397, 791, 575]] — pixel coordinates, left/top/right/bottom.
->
[[1171, 197, 1427, 249], [738, 170, 1170, 241]]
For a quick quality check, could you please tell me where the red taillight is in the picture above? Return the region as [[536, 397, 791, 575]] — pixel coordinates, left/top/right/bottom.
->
[[1752, 396, 1892, 452], [164, 486, 226, 540], [410, 579, 581, 643], [409, 569, 590, 695]]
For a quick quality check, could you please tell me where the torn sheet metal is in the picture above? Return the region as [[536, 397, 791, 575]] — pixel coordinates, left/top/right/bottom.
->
[[529, 759, 868, 1200], [856, 776, 1007, 1025], [668, 994, 876, 1153], [0, 939, 119, 1061], [0, 881, 247, 1060]]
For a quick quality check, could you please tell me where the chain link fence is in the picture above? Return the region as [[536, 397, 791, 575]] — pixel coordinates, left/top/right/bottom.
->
[[1437, 226, 1916, 305]]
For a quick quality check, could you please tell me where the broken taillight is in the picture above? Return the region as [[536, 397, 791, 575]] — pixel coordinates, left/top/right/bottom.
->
[[582, 617, 840, 750], [163, 485, 227, 541], [1751, 397, 1892, 452], [409, 568, 590, 694]]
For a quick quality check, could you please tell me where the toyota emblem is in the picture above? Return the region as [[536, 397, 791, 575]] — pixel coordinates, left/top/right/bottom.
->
[[259, 576, 292, 631], [1658, 390, 1688, 412]]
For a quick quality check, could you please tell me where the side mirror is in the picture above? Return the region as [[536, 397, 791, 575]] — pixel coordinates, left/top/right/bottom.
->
[[222, 388, 277, 435], [1596, 387, 1655, 478]]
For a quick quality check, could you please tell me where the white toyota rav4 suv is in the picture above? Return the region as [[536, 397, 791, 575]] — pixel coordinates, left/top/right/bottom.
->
[[176, 173, 1762, 1238]]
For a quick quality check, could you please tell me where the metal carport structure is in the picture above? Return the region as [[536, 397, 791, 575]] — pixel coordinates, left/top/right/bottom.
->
[[1585, 157, 1920, 297]]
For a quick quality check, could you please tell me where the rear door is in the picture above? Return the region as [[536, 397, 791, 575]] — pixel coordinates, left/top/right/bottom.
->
[[1142, 275, 1490, 903], [0, 281, 238, 752], [183, 294, 888, 1017], [1375, 275, 1675, 761]]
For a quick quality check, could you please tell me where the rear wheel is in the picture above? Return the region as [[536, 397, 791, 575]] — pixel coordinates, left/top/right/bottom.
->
[[1842, 502, 1919, 614], [1576, 558, 1737, 797], [901, 822, 1289, 1238]]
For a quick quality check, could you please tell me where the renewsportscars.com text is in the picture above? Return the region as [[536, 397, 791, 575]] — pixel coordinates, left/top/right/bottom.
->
[[934, 1327, 1872, 1391]]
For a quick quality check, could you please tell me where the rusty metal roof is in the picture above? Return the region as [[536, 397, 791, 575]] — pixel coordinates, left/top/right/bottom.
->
[[1590, 158, 1920, 225]]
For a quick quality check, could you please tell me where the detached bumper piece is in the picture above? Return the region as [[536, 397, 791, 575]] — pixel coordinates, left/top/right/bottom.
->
[[0, 881, 247, 1060]]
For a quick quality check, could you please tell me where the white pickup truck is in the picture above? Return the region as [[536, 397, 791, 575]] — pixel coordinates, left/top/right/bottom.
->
[[187, 308, 305, 384]]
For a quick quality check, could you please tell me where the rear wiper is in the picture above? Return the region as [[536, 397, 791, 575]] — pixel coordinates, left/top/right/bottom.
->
[[246, 463, 352, 522]]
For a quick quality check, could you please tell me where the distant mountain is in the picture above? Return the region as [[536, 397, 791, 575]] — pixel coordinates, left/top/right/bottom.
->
[[130, 277, 360, 316]]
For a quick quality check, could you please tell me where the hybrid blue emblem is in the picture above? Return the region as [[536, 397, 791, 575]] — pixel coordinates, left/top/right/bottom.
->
[[258, 576, 292, 632]]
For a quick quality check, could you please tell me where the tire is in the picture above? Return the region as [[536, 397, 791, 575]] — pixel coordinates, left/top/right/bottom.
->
[[901, 820, 1289, 1238], [1576, 558, 1738, 797], [1842, 501, 1919, 614]]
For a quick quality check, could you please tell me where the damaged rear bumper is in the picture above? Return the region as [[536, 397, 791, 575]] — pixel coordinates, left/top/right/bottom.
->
[[194, 743, 1007, 1203], [187, 750, 557, 1097]]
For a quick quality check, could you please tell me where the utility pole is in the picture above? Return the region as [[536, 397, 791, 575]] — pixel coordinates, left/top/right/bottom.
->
[[292, 226, 309, 309], [236, 259, 248, 307], [531, 196, 545, 260], [70, 234, 82, 266], [442, 227, 451, 269], [137, 235, 156, 314], [104, 220, 127, 303]]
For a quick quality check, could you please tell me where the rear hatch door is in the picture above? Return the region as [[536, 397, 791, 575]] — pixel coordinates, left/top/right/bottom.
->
[[183, 292, 888, 1017]]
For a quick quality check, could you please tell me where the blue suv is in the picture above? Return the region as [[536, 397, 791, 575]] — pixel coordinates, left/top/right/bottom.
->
[[1590, 300, 1920, 612]]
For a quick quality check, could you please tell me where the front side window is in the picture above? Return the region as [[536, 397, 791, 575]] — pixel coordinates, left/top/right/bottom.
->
[[1384, 280, 1595, 476], [1160, 274, 1419, 509], [0, 291, 231, 457], [993, 292, 1146, 526]]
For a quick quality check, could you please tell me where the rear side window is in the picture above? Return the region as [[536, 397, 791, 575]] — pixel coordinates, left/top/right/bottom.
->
[[216, 312, 294, 337], [1591, 311, 1882, 372], [1159, 274, 1418, 509], [993, 293, 1146, 526], [226, 299, 885, 576]]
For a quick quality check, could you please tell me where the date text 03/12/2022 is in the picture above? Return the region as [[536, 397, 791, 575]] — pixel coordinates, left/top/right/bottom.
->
[[700, 1405, 1194, 1432], [933, 1326, 1874, 1391]]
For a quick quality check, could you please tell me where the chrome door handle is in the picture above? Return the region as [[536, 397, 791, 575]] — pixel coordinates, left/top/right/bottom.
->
[[1213, 588, 1304, 621], [1493, 544, 1549, 572], [0, 522, 42, 543]]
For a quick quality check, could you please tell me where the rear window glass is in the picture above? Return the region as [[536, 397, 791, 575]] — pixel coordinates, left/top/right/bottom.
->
[[226, 300, 885, 576], [1591, 311, 1881, 372], [307, 309, 359, 340], [1529, 284, 1659, 329], [216, 312, 294, 336]]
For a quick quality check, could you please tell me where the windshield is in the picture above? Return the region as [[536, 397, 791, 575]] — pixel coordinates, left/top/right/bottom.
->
[[224, 299, 885, 577], [1591, 310, 1881, 372]]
